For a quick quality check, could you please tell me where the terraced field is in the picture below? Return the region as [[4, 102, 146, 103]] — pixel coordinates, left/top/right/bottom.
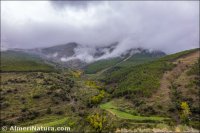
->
[[100, 101, 169, 122]]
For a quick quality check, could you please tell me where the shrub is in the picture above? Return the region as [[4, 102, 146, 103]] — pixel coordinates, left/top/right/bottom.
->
[[18, 110, 40, 121], [91, 90, 105, 105], [46, 91, 53, 95], [46, 107, 52, 114], [20, 97, 26, 104], [187, 58, 200, 76], [32, 94, 41, 99], [0, 101, 10, 109], [28, 110, 40, 120], [180, 102, 191, 124], [55, 110, 64, 115], [71, 106, 76, 112], [21, 107, 28, 112], [86, 113, 107, 132], [6, 89, 12, 93]]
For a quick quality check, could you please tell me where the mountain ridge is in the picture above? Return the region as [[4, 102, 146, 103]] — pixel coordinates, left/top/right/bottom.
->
[[7, 42, 166, 69]]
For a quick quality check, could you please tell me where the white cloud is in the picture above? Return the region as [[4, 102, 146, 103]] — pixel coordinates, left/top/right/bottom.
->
[[1, 1, 199, 55]]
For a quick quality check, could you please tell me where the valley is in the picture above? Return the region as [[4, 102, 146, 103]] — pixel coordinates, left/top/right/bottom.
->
[[1, 1, 199, 132], [0, 47, 199, 132]]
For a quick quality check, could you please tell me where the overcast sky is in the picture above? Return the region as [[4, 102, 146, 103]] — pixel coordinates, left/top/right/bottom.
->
[[1, 1, 199, 54]]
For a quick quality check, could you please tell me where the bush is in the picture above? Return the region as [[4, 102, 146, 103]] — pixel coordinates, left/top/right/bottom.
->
[[180, 102, 191, 124], [32, 94, 41, 99], [55, 110, 64, 115], [53, 89, 70, 101], [91, 90, 105, 105], [86, 113, 107, 132], [18, 110, 40, 121], [187, 58, 200, 76], [6, 89, 12, 93], [71, 106, 76, 112], [0, 101, 10, 109], [20, 97, 26, 104], [46, 107, 52, 114], [21, 107, 28, 112], [28, 111, 40, 120]]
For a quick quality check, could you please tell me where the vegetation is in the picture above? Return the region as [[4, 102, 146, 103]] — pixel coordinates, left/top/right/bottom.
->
[[84, 58, 122, 74], [85, 80, 102, 89], [0, 48, 199, 132], [0, 71, 80, 130], [87, 113, 107, 132], [100, 101, 168, 122], [91, 90, 105, 105], [84, 52, 164, 74], [102, 48, 199, 107], [98, 48, 199, 129], [180, 102, 191, 124], [1, 51, 55, 72], [104, 59, 174, 98], [187, 58, 200, 76], [71, 70, 83, 78]]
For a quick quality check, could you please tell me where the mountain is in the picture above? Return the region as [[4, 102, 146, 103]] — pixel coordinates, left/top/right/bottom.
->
[[27, 42, 83, 68], [1, 48, 199, 132], [10, 42, 166, 69], [84, 48, 166, 74], [33, 42, 120, 68]]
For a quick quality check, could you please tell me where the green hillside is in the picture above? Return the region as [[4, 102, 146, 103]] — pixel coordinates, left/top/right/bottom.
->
[[101, 48, 200, 129], [103, 48, 198, 86], [84, 52, 165, 74], [0, 68, 107, 131], [1, 51, 55, 72], [0, 48, 199, 132], [84, 58, 122, 74]]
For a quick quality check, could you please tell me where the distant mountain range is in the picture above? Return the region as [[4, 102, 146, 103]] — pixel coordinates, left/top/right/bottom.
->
[[9, 42, 166, 68]]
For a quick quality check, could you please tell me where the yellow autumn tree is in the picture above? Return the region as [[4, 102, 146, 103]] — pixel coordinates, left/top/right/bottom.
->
[[180, 102, 191, 124], [87, 113, 107, 133], [91, 90, 105, 105]]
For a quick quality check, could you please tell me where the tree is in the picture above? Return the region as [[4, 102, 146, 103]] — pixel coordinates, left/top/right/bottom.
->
[[87, 113, 107, 132], [91, 90, 105, 105], [180, 102, 191, 124]]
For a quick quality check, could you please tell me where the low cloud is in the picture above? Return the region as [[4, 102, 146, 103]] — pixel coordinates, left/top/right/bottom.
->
[[50, 1, 102, 9], [1, 1, 199, 57]]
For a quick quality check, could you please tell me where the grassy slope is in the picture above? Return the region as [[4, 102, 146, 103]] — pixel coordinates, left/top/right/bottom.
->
[[84, 58, 122, 74], [103, 48, 199, 97], [100, 101, 168, 122], [1, 51, 55, 72], [116, 53, 162, 68], [101, 48, 199, 129], [84, 53, 163, 74]]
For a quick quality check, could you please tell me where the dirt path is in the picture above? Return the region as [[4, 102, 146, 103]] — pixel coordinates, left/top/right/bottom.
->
[[149, 51, 199, 111]]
